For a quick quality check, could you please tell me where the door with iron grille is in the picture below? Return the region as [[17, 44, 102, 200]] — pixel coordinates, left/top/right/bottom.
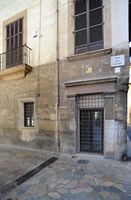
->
[[77, 94, 104, 154], [80, 109, 104, 153]]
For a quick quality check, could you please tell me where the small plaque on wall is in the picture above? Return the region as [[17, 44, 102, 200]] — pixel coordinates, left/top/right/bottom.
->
[[85, 67, 92, 74], [111, 55, 125, 67]]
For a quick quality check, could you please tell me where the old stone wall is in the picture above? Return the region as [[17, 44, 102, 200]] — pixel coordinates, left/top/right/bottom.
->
[[58, 49, 129, 158], [0, 62, 58, 152]]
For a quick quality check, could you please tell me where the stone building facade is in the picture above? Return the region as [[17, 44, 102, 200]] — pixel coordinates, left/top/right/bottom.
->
[[0, 0, 129, 159]]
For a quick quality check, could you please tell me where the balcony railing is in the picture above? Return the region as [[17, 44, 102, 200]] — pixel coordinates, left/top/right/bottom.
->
[[0, 45, 32, 70]]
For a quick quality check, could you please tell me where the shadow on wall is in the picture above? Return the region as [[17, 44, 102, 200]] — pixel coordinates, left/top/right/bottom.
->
[[127, 125, 131, 141], [127, 125, 131, 157]]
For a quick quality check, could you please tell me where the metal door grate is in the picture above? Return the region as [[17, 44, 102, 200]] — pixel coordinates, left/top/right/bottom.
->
[[80, 109, 104, 153], [77, 94, 104, 153], [77, 94, 104, 109]]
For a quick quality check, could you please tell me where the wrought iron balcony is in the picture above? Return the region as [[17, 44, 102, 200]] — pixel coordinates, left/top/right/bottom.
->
[[0, 45, 32, 80], [0, 45, 32, 69]]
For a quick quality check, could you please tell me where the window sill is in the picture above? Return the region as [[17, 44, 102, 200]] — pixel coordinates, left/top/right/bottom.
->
[[18, 126, 38, 132], [0, 64, 32, 80], [67, 48, 112, 62], [19, 127, 35, 130]]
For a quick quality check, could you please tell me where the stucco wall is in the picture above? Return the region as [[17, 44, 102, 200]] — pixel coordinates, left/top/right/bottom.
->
[[111, 0, 129, 50], [0, 0, 129, 62], [0, 0, 57, 66]]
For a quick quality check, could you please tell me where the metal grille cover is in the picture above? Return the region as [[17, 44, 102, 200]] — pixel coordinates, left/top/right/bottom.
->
[[77, 94, 104, 109]]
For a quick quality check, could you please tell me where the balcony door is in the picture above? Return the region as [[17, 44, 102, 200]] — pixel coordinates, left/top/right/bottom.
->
[[6, 18, 23, 68]]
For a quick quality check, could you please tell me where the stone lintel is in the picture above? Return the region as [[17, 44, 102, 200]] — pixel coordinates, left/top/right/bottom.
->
[[65, 76, 118, 87], [65, 77, 117, 96]]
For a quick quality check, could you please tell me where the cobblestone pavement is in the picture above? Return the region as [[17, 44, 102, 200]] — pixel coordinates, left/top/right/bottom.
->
[[0, 145, 54, 188], [0, 146, 131, 200]]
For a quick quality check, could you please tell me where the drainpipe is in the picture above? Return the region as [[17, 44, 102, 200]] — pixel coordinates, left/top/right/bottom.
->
[[56, 0, 61, 152], [37, 0, 42, 97]]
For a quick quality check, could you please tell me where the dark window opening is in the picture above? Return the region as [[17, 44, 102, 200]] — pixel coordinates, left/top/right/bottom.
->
[[24, 102, 34, 127], [6, 18, 23, 68], [75, 0, 86, 15], [75, 0, 103, 54], [89, 0, 102, 10]]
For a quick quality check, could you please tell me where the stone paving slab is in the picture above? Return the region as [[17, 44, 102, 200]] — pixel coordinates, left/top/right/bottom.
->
[[0, 146, 131, 200], [0, 145, 54, 188]]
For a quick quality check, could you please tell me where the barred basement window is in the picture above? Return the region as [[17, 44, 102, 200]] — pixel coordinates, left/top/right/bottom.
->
[[75, 0, 103, 54], [24, 102, 34, 127]]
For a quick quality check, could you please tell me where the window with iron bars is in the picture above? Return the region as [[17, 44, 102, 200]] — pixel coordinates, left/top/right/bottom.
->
[[24, 102, 34, 127], [75, 0, 104, 54]]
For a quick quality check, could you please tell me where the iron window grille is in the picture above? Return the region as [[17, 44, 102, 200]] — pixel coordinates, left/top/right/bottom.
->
[[74, 0, 104, 54], [24, 102, 34, 127], [76, 94, 104, 109]]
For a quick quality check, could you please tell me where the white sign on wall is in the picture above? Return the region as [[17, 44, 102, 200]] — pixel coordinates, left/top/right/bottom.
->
[[111, 55, 125, 67]]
